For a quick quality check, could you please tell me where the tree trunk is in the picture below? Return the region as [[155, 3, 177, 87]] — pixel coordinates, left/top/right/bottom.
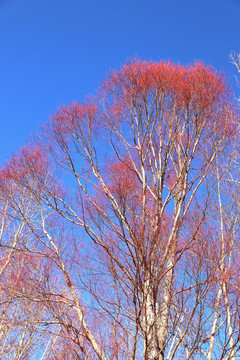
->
[[143, 275, 161, 360]]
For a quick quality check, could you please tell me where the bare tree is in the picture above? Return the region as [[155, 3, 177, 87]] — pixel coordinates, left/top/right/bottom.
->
[[0, 60, 239, 359]]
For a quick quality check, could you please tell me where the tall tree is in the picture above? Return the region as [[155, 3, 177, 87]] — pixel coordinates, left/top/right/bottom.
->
[[0, 60, 238, 359]]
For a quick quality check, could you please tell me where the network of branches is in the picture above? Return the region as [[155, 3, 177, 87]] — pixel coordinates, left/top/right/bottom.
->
[[0, 58, 240, 360]]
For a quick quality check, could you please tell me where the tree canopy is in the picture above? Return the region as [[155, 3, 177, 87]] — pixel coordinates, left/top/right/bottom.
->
[[0, 60, 239, 360]]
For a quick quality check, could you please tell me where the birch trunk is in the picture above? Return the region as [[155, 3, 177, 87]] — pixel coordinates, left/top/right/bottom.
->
[[143, 277, 160, 360]]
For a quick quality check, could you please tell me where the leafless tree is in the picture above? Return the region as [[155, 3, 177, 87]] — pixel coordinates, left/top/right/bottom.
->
[[0, 60, 239, 359]]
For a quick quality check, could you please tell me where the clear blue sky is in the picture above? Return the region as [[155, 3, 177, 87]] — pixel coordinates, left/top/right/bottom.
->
[[0, 0, 239, 164]]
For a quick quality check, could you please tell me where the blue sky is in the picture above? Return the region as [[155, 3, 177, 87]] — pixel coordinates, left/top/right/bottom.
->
[[0, 0, 240, 164]]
